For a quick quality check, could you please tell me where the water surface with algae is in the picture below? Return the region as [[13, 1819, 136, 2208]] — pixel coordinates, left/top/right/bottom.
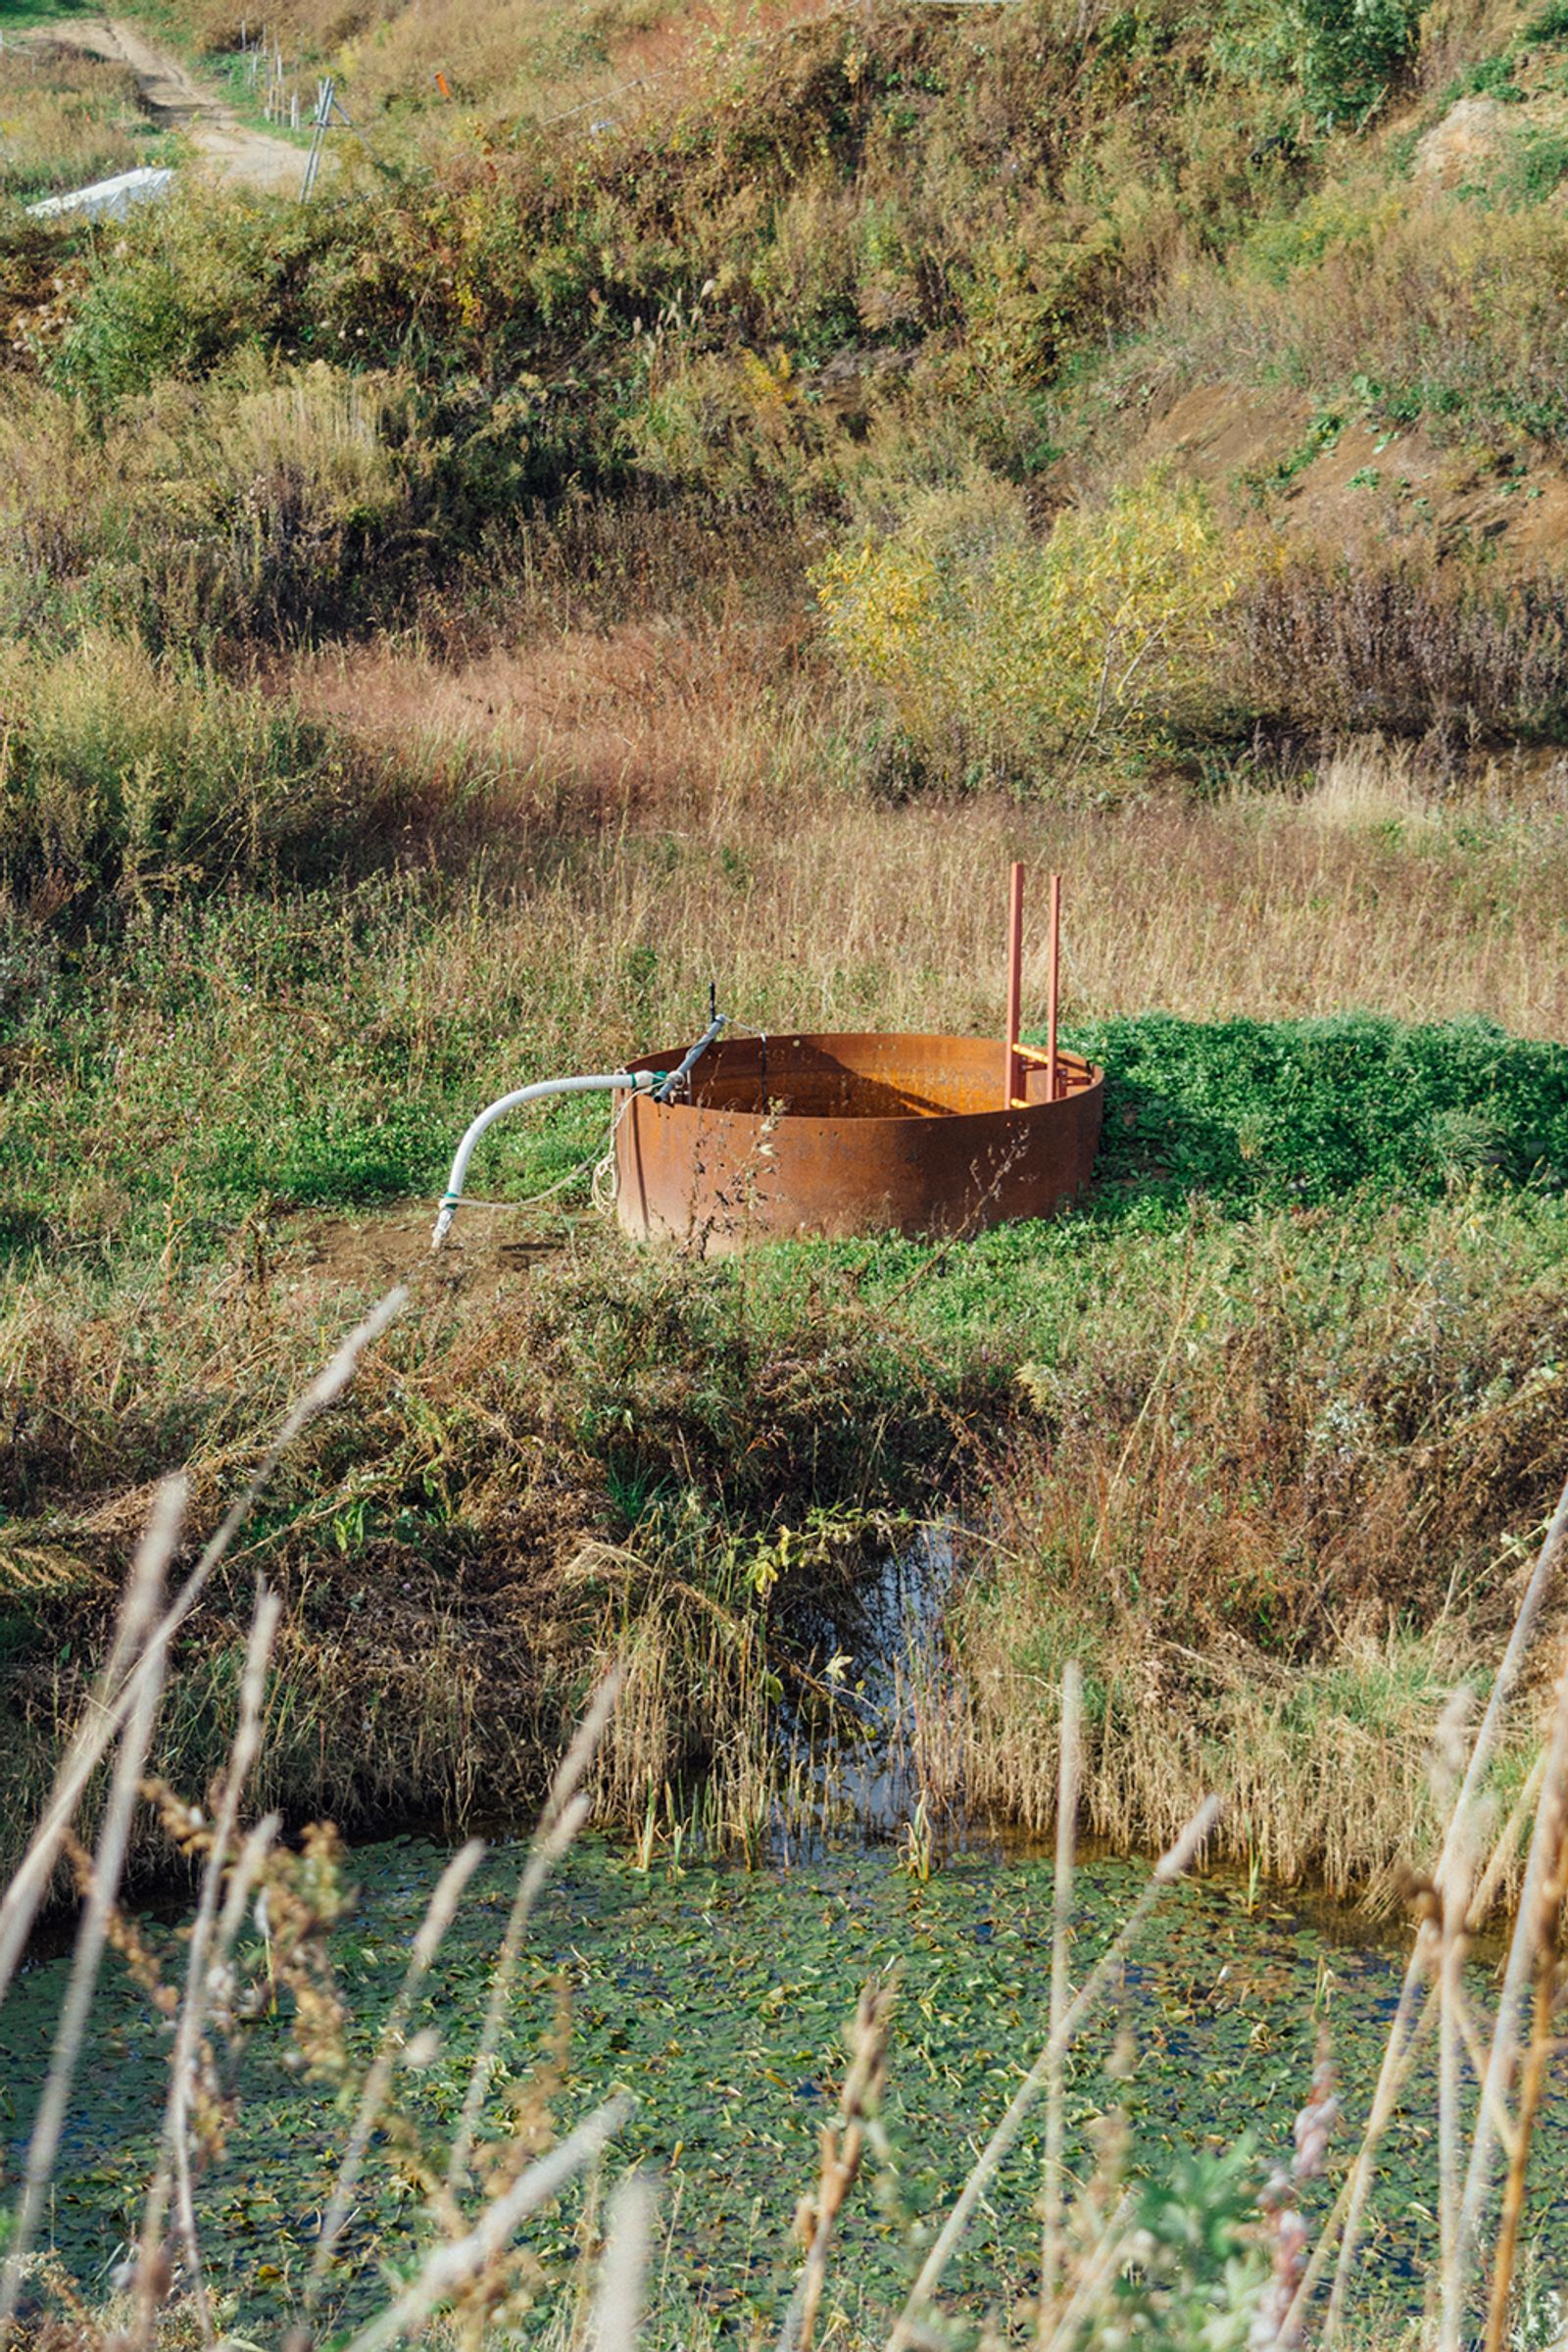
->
[[5, 1836, 1560, 2330]]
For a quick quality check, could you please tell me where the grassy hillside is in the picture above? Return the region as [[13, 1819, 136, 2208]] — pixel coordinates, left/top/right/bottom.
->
[[4, 0, 1568, 775]]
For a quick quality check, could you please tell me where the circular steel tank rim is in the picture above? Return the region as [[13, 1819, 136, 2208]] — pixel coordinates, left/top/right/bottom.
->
[[613, 1030, 1105, 1248]]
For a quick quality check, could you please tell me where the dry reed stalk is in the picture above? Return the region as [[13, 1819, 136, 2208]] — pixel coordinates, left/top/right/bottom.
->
[[1470, 1749, 1547, 1921], [341, 2093, 635, 2352], [1039, 2193, 1136, 2352], [1040, 1660, 1083, 2331], [446, 1665, 623, 2190], [309, 1837, 487, 2300], [0, 1290, 406, 2008], [1482, 1792, 1568, 2352], [885, 1794, 1221, 2352], [98, 1476, 186, 1700], [1318, 1465, 1568, 2345], [0, 1483, 180, 2337], [139, 1580, 283, 2346], [212, 1811, 281, 1985], [1285, 1737, 1544, 2348], [780, 1983, 894, 2352], [0, 1469, 185, 2013], [1438, 1890, 1468, 2352], [1433, 1689, 1480, 2352], [1457, 1617, 1568, 2278], [590, 2172, 656, 2352]]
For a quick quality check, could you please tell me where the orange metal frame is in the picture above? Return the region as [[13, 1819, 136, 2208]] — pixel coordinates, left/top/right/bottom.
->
[[1004, 864, 1063, 1107]]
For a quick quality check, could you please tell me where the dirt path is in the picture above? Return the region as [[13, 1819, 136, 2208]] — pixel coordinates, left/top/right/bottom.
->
[[23, 16, 307, 191]]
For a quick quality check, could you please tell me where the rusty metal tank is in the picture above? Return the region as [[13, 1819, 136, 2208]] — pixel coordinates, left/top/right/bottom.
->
[[614, 1032, 1103, 1250]]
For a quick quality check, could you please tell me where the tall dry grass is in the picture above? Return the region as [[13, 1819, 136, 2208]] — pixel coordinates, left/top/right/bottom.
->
[[0, 47, 146, 200], [1236, 555, 1568, 743], [290, 628, 1568, 1043], [0, 362, 425, 646], [1078, 172, 1568, 463], [0, 631, 432, 900]]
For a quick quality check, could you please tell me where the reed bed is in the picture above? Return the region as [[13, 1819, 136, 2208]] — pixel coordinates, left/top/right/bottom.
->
[[3, 1301, 1567, 2350]]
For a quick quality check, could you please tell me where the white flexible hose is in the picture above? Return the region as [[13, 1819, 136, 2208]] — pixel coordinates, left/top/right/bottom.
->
[[431, 1014, 729, 1251], [433, 1074, 643, 1250]]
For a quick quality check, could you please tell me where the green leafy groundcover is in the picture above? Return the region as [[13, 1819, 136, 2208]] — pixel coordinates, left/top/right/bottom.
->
[[6, 1838, 1554, 2335], [1059, 1012, 1568, 1209]]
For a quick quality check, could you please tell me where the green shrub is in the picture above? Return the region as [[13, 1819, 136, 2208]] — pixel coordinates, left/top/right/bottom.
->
[[47, 187, 352, 404], [1494, 125, 1568, 204], [814, 467, 1246, 785], [1218, 0, 1421, 122]]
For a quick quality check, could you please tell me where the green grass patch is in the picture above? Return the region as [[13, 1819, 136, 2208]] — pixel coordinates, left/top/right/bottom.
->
[[5, 907, 1565, 1277], [5, 866, 1565, 1295], [1061, 1009, 1568, 1207], [0, 0, 112, 24]]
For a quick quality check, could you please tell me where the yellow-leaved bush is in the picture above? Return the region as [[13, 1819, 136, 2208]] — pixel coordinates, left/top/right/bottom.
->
[[814, 467, 1248, 785]]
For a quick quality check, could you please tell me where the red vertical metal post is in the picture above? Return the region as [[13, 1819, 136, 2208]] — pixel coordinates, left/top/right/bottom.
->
[[1005, 861, 1025, 1107], [1046, 871, 1062, 1103]]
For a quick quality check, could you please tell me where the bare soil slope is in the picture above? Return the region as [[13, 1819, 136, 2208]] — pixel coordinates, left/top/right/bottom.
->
[[1131, 381, 1568, 568]]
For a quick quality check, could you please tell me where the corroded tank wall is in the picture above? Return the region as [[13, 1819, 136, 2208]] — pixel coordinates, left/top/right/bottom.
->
[[615, 1032, 1103, 1250]]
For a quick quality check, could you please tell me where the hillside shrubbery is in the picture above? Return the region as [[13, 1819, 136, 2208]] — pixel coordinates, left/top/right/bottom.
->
[[815, 468, 1245, 784], [1, 0, 1564, 764], [0, 356, 441, 646], [1, 4, 1307, 654]]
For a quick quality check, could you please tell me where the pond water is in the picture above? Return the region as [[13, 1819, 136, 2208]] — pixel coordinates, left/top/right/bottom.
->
[[6, 1829, 1562, 2337]]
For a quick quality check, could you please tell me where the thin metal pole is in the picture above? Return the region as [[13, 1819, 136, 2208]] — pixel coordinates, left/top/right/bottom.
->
[[300, 74, 332, 199], [1005, 861, 1025, 1107], [1046, 872, 1062, 1103]]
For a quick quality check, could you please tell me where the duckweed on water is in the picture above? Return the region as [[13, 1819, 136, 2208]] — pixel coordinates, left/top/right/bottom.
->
[[6, 1837, 1566, 2335]]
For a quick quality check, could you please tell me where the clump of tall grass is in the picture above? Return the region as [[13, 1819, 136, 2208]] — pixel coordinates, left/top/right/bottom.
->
[[0, 360, 430, 647], [0, 632, 433, 900], [1083, 175, 1568, 459], [1236, 551, 1568, 743], [0, 47, 147, 202]]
